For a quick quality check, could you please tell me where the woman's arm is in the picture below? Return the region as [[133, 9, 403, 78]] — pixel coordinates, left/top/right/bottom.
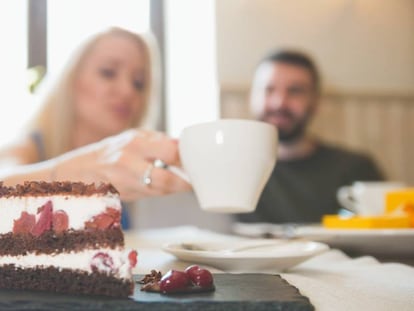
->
[[0, 136, 43, 166], [0, 136, 54, 183], [0, 130, 191, 202]]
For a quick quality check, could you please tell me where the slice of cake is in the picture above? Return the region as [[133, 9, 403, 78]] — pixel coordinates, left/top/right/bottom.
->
[[0, 181, 137, 297]]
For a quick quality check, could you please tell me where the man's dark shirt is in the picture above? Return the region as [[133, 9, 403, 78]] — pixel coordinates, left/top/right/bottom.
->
[[237, 142, 384, 224]]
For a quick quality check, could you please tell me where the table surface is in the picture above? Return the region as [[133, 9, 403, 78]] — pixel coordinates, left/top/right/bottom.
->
[[124, 226, 414, 311]]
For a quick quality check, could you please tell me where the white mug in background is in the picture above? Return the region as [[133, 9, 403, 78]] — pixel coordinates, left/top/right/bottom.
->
[[337, 181, 406, 216], [178, 119, 278, 213]]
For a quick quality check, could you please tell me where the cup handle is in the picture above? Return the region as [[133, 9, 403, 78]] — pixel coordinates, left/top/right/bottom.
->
[[167, 165, 191, 183], [337, 186, 357, 213]]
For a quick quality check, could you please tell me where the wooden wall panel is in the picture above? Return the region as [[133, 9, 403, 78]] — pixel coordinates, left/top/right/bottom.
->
[[221, 87, 414, 185]]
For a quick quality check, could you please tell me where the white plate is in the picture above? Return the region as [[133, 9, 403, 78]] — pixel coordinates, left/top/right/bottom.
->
[[233, 222, 414, 258], [162, 239, 329, 272]]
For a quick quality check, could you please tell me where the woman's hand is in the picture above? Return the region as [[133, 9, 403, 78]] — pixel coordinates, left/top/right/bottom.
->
[[53, 129, 191, 202]]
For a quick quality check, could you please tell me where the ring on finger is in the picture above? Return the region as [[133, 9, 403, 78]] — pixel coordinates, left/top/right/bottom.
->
[[141, 163, 154, 187], [153, 159, 168, 169]]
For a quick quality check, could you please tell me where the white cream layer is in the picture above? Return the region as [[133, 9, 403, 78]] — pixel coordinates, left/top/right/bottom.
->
[[0, 194, 121, 234], [0, 248, 133, 280]]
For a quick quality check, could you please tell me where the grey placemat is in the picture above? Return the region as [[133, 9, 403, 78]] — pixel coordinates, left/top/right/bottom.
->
[[0, 274, 314, 311]]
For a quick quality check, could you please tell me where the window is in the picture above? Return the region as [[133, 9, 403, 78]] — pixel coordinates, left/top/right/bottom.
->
[[0, 0, 151, 146], [47, 0, 150, 76], [0, 0, 219, 145], [164, 0, 219, 137], [0, 1, 29, 146]]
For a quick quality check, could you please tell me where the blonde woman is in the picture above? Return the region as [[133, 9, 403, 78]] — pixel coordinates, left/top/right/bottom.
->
[[0, 27, 190, 227]]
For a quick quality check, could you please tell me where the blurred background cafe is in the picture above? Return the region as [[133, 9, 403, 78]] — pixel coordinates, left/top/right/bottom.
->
[[1, 0, 414, 239]]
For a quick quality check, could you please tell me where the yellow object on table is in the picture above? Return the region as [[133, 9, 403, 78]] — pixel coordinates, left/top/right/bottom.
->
[[385, 188, 414, 227], [322, 214, 411, 229], [323, 188, 414, 229]]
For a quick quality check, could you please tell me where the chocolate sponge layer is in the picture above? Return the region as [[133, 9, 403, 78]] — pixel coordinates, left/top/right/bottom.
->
[[0, 264, 133, 297], [0, 228, 124, 256]]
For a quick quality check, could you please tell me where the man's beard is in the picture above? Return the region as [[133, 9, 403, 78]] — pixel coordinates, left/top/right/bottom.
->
[[261, 109, 311, 144]]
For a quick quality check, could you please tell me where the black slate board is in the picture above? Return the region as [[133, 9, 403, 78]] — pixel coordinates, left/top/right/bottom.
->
[[0, 274, 314, 311]]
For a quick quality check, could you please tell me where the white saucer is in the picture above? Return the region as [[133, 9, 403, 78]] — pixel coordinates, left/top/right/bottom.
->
[[162, 239, 329, 273], [233, 222, 414, 258]]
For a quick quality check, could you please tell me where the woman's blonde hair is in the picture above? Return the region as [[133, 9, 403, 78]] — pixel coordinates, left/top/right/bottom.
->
[[29, 27, 160, 160]]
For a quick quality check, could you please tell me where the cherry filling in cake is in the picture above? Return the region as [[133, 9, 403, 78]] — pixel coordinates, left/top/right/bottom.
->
[[0, 181, 137, 297]]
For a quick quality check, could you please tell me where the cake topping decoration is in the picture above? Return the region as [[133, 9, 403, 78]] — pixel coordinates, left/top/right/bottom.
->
[[0, 181, 119, 197]]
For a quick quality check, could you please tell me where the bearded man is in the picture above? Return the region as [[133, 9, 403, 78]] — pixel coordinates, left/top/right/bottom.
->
[[237, 50, 384, 224]]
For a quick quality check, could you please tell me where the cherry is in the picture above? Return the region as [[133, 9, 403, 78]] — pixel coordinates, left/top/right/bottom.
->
[[13, 211, 36, 234], [90, 252, 115, 274], [184, 265, 214, 288], [85, 207, 120, 230], [31, 201, 53, 237], [159, 270, 191, 294], [128, 250, 138, 268], [52, 210, 69, 233]]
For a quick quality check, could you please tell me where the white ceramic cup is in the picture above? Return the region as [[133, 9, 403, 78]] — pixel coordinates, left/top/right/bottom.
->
[[337, 181, 405, 216], [178, 119, 278, 213]]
